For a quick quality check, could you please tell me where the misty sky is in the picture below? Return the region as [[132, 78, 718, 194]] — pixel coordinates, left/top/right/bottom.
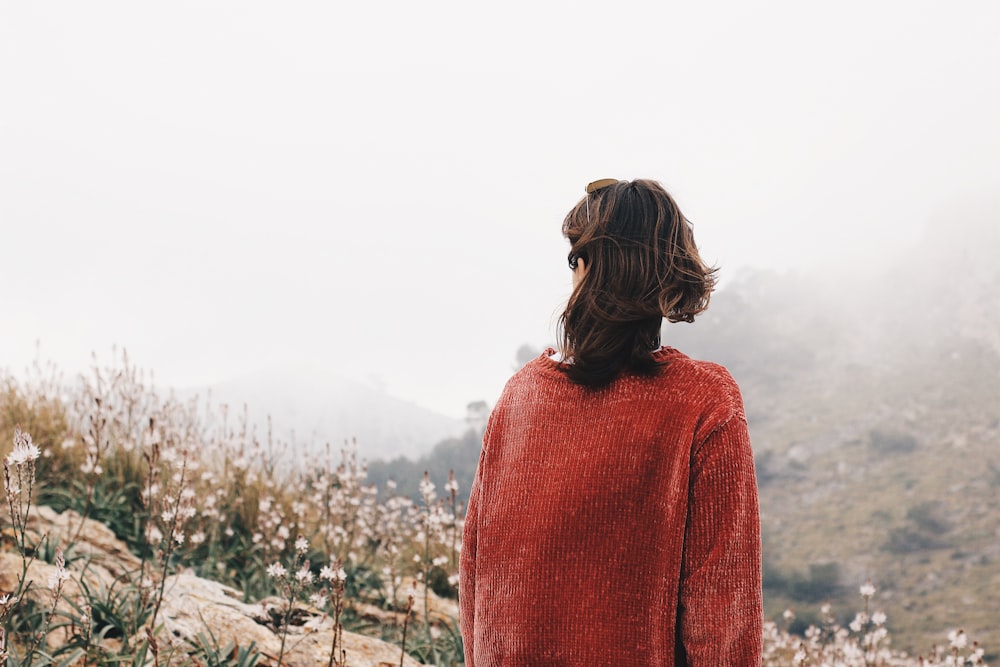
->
[[2, 1, 999, 419]]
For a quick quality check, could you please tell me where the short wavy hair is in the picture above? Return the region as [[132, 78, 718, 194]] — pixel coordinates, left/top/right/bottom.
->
[[558, 178, 718, 387]]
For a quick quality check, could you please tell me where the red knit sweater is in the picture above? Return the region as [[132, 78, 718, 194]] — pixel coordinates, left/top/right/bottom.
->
[[460, 347, 762, 666]]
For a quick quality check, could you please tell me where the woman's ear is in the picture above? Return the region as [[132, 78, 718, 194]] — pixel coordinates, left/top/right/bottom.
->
[[573, 257, 588, 288]]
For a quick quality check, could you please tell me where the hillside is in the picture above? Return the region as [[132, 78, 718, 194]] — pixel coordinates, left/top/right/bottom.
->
[[666, 205, 1000, 652]]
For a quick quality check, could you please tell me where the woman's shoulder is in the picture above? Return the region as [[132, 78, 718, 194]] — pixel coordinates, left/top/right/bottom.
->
[[655, 346, 740, 389], [652, 346, 746, 425]]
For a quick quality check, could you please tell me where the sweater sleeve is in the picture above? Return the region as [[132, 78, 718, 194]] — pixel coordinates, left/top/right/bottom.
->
[[459, 434, 487, 667], [678, 413, 763, 665]]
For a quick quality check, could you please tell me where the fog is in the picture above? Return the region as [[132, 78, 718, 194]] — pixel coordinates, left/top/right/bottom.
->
[[2, 1, 999, 421]]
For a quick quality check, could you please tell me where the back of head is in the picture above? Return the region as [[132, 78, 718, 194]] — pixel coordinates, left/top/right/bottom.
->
[[559, 178, 718, 387]]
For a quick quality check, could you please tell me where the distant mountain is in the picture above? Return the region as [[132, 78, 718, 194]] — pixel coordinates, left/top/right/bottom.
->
[[183, 367, 466, 462]]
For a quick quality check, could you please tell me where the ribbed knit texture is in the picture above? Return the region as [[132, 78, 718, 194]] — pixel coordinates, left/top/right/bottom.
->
[[460, 347, 762, 666]]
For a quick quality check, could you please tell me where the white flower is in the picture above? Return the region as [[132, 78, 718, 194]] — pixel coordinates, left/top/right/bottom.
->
[[859, 581, 876, 598], [948, 628, 967, 649], [7, 428, 41, 466], [48, 568, 71, 590], [319, 565, 336, 581], [871, 610, 887, 626], [295, 568, 314, 584], [295, 536, 309, 553], [266, 562, 287, 578], [849, 612, 868, 633], [48, 550, 71, 590], [146, 525, 163, 545], [309, 592, 328, 607], [190, 532, 205, 545], [783, 609, 795, 622]]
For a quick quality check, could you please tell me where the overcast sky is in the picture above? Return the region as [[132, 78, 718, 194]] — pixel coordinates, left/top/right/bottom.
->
[[2, 1, 998, 419]]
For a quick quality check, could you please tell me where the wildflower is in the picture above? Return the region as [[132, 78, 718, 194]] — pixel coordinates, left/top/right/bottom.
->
[[432, 555, 448, 567], [860, 581, 876, 598], [309, 592, 328, 607], [48, 550, 71, 590], [948, 628, 968, 650], [7, 428, 41, 466], [79, 460, 102, 475], [266, 562, 287, 578], [190, 531, 206, 546], [871, 610, 887, 626], [146, 525, 163, 545], [419, 474, 435, 500], [849, 612, 868, 633], [295, 567, 314, 584], [445, 478, 459, 494], [783, 609, 795, 622], [295, 536, 309, 553], [321, 564, 347, 582]]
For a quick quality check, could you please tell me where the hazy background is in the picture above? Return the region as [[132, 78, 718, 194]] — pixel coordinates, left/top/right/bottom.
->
[[2, 0, 999, 427]]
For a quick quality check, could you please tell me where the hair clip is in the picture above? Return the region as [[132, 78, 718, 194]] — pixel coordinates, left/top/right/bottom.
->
[[586, 178, 619, 194]]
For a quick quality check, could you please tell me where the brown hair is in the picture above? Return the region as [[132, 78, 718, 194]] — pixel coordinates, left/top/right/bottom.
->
[[558, 179, 718, 387]]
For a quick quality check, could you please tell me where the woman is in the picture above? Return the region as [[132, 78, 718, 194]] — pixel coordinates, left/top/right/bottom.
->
[[459, 179, 762, 666]]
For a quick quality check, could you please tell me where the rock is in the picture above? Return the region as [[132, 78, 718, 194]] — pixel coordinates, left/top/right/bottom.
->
[[387, 577, 460, 623], [157, 573, 427, 667], [3, 507, 433, 666], [24, 505, 142, 578], [0, 551, 101, 649]]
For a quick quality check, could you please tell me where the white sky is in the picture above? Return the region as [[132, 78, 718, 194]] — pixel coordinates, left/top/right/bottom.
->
[[2, 1, 999, 419]]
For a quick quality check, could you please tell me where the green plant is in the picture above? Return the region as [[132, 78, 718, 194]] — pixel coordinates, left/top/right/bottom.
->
[[190, 623, 262, 667]]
